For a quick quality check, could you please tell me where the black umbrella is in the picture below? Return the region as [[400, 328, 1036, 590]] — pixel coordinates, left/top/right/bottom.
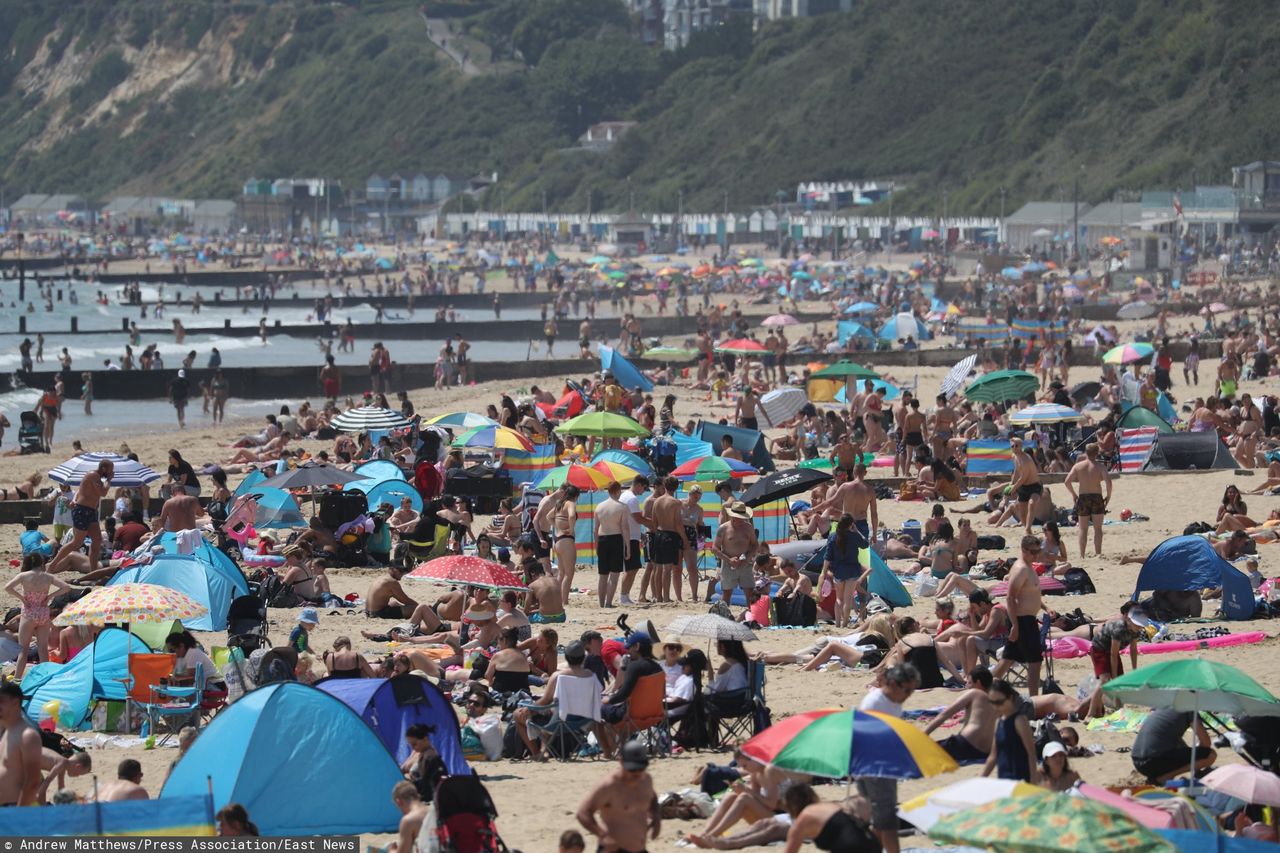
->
[[259, 461, 369, 490], [740, 467, 832, 508], [1070, 381, 1103, 404]]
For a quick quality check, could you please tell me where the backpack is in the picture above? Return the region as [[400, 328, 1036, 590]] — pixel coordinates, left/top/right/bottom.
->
[[260, 572, 301, 609], [1061, 567, 1096, 595], [1184, 521, 1214, 535]]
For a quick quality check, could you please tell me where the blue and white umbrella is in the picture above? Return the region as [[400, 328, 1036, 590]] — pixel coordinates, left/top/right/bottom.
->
[[330, 406, 412, 433], [49, 452, 160, 488], [940, 354, 978, 398], [1007, 403, 1083, 425], [844, 301, 880, 315]]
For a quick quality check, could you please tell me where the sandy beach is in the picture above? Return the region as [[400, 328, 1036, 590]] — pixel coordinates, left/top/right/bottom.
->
[[8, 320, 1275, 851]]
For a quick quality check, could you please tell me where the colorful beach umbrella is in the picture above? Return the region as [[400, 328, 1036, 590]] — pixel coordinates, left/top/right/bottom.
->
[[761, 313, 800, 327], [556, 412, 650, 438], [715, 338, 768, 355], [451, 425, 534, 452], [1007, 403, 1083, 425], [423, 412, 499, 429], [589, 460, 644, 484], [590, 449, 653, 478], [963, 369, 1039, 403], [930, 790, 1174, 853], [811, 359, 879, 380], [671, 456, 757, 481], [1201, 764, 1280, 807], [844, 301, 880, 315], [534, 463, 614, 491], [54, 583, 208, 627], [1102, 342, 1156, 365], [742, 709, 957, 780], [407, 555, 526, 591]]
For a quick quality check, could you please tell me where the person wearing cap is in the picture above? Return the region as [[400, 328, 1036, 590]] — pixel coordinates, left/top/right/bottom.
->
[[168, 368, 191, 429], [289, 608, 320, 654], [1038, 740, 1080, 792], [712, 502, 758, 604], [576, 741, 660, 853], [1085, 601, 1144, 718], [598, 631, 662, 750]]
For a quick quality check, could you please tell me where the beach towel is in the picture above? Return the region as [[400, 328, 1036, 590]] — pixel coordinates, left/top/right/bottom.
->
[[1086, 707, 1150, 733], [1118, 426, 1160, 472]]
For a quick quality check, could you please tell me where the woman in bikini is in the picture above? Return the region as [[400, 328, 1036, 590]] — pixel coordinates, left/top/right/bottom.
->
[[323, 636, 374, 679], [680, 485, 706, 602], [1235, 393, 1263, 468], [552, 486, 580, 601], [0, 473, 43, 501], [1218, 484, 1255, 529], [5, 553, 71, 680]]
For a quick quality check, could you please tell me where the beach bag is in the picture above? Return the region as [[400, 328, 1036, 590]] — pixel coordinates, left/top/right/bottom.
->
[[707, 601, 734, 620], [1061, 567, 1095, 595], [975, 534, 1006, 551], [1183, 521, 1213, 535], [915, 574, 940, 597]]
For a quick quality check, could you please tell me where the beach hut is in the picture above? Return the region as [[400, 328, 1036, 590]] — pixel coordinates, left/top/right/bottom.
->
[[1143, 433, 1238, 471], [1133, 536, 1255, 621], [317, 674, 471, 773], [107, 554, 245, 631], [161, 683, 402, 836], [22, 628, 151, 728]]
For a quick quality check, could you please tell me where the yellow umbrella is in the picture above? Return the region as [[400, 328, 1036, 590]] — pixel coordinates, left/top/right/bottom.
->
[[450, 424, 535, 452], [53, 583, 208, 627], [591, 459, 643, 484]]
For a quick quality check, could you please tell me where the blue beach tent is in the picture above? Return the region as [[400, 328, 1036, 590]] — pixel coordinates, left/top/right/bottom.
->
[[599, 344, 653, 393], [1133, 535, 1255, 620], [346, 477, 423, 513], [161, 682, 402, 836], [355, 460, 406, 482], [232, 469, 267, 498], [22, 628, 151, 728], [317, 674, 471, 773], [241, 486, 307, 529], [108, 554, 244, 631]]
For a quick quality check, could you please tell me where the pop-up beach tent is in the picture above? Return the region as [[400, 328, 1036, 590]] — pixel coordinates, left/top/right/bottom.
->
[[801, 544, 913, 608], [1143, 432, 1238, 471], [22, 628, 151, 728], [599, 344, 653, 392], [161, 682, 402, 836], [1133, 535, 1255, 620], [1115, 405, 1175, 434], [108, 554, 244, 631], [694, 421, 774, 473], [318, 674, 471, 773]]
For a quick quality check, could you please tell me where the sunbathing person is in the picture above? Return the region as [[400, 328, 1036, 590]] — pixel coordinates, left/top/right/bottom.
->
[[903, 522, 967, 578], [871, 616, 963, 687], [1245, 460, 1280, 494], [754, 614, 894, 670], [225, 433, 292, 465], [0, 473, 43, 501]]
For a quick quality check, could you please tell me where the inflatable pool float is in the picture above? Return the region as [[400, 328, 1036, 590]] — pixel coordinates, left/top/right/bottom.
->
[[1137, 630, 1268, 655]]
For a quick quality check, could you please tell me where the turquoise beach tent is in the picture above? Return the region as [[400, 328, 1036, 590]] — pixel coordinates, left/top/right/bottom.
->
[[22, 628, 151, 728], [346, 477, 423, 512], [355, 460, 405, 482], [798, 545, 911, 608], [145, 531, 245, 585], [108, 554, 243, 631], [232, 469, 267, 497], [599, 344, 653, 392], [161, 683, 402, 836], [241, 486, 307, 530]]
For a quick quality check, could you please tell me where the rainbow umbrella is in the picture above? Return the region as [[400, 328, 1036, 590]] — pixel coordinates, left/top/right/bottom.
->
[[590, 460, 644, 484], [591, 449, 653, 477], [715, 338, 768, 355], [671, 455, 757, 481], [423, 411, 499, 429], [930, 790, 1174, 853], [742, 708, 957, 779], [54, 583, 208, 627], [1102, 342, 1156, 365], [534, 463, 614, 491], [451, 425, 534, 452]]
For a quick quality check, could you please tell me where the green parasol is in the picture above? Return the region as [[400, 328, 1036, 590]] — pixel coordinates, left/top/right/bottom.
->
[[811, 360, 880, 380], [963, 369, 1039, 403], [555, 411, 651, 438]]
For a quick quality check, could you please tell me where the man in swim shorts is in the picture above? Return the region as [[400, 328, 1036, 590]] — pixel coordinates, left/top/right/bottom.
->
[[50, 458, 113, 573]]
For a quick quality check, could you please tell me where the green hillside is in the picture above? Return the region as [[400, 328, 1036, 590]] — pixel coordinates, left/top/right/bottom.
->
[[1, 0, 1278, 214]]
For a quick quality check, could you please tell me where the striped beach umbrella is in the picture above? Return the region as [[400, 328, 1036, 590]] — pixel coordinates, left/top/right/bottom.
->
[[671, 456, 757, 481], [330, 406, 412, 433], [1102, 342, 1156, 365], [741, 708, 957, 779], [1007, 403, 1083, 425], [940, 353, 979, 398], [49, 452, 160, 487], [451, 425, 534, 452]]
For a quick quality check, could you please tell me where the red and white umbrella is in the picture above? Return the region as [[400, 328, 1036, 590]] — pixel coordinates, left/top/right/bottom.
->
[[407, 555, 527, 591]]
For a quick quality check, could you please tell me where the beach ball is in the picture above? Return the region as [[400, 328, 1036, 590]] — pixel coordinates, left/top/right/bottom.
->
[[1120, 509, 1133, 521]]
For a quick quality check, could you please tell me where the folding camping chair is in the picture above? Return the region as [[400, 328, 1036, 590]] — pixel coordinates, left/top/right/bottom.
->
[[118, 653, 176, 734], [525, 673, 602, 761], [141, 663, 207, 744], [612, 672, 671, 757], [997, 613, 1054, 694], [404, 523, 451, 562], [706, 659, 766, 747]]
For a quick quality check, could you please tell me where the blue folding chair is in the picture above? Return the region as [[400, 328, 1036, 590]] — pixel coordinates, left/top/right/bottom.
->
[[141, 663, 205, 744]]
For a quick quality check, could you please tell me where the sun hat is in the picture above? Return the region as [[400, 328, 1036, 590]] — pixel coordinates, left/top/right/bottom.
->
[[297, 607, 320, 625], [724, 500, 753, 520]]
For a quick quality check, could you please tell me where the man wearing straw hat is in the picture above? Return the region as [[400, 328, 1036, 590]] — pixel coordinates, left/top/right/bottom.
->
[[712, 501, 758, 604]]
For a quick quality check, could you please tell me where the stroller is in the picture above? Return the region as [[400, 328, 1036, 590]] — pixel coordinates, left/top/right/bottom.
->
[[226, 595, 270, 653], [429, 776, 510, 853], [17, 411, 46, 454]]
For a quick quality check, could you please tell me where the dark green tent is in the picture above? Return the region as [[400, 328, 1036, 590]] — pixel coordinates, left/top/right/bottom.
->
[[1116, 405, 1174, 434]]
